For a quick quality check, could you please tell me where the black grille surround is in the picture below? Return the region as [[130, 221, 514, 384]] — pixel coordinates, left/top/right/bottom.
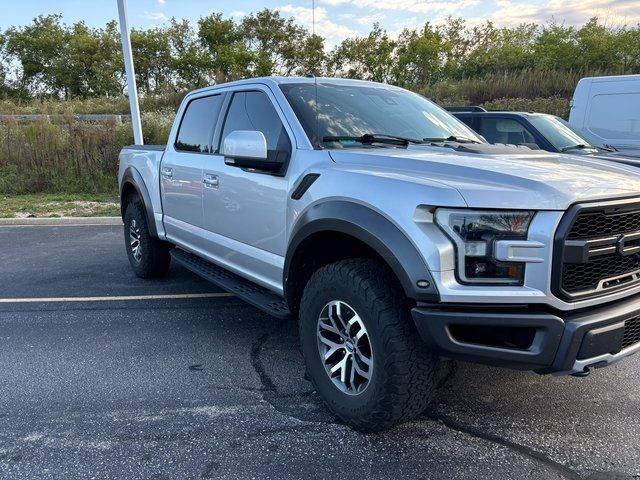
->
[[553, 197, 640, 302]]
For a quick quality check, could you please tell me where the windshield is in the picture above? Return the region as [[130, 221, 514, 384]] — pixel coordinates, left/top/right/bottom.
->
[[528, 115, 599, 151], [279, 82, 483, 148]]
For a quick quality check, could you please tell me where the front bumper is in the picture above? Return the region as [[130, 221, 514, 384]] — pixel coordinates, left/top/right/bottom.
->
[[412, 292, 640, 375]]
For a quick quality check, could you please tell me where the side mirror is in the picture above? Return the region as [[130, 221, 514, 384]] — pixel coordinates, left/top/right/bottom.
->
[[222, 130, 283, 172], [222, 130, 267, 161]]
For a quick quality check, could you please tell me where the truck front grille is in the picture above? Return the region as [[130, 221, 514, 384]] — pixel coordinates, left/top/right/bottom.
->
[[554, 199, 640, 301], [623, 316, 640, 349]]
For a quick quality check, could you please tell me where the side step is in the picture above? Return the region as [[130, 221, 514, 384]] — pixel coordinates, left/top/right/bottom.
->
[[170, 248, 292, 319]]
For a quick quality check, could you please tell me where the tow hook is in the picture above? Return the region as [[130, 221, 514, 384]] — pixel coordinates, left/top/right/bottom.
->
[[571, 367, 591, 378]]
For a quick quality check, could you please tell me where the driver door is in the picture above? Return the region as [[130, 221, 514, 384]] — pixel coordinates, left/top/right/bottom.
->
[[201, 88, 292, 289]]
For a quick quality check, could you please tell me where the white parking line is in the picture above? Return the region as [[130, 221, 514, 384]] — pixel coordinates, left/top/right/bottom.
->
[[0, 224, 121, 228], [0, 293, 234, 304]]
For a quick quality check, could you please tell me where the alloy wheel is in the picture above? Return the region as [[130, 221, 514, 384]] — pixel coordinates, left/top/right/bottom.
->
[[129, 219, 142, 262], [316, 300, 373, 395]]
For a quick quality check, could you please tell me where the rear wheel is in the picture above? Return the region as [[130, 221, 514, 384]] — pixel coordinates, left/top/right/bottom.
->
[[124, 199, 171, 278], [299, 258, 440, 432]]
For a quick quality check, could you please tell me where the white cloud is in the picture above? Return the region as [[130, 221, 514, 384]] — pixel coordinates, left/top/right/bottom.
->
[[465, 0, 640, 27], [278, 4, 359, 44], [356, 13, 385, 26], [229, 10, 247, 19], [157, 0, 166, 5], [144, 12, 170, 22], [320, 0, 478, 14]]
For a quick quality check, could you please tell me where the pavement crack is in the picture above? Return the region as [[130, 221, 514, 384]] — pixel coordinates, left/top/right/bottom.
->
[[425, 410, 583, 480], [436, 360, 459, 389], [250, 332, 278, 395], [248, 330, 337, 426]]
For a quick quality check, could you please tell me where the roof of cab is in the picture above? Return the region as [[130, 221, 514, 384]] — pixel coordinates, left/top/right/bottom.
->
[[186, 76, 405, 97], [453, 111, 550, 118]]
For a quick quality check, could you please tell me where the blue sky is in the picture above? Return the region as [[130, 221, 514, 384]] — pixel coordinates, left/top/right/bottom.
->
[[2, 0, 639, 45]]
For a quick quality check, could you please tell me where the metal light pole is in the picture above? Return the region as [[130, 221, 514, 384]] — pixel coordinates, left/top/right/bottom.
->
[[117, 0, 143, 145]]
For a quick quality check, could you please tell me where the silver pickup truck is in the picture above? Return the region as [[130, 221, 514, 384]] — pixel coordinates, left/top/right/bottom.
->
[[119, 77, 640, 432]]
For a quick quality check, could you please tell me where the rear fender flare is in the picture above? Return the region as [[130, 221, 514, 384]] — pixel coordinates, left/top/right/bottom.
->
[[120, 166, 158, 238]]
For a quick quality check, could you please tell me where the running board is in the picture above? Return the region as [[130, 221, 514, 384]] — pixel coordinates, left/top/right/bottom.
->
[[170, 248, 292, 319]]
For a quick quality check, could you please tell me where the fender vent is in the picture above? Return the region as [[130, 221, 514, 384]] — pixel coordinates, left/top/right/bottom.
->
[[291, 174, 320, 200]]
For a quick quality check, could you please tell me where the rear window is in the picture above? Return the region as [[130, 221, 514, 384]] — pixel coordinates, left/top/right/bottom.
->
[[175, 95, 224, 153]]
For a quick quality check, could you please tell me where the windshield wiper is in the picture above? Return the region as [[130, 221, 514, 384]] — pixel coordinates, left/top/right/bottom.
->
[[322, 133, 423, 147], [600, 144, 618, 152], [423, 135, 482, 144], [561, 144, 598, 152]]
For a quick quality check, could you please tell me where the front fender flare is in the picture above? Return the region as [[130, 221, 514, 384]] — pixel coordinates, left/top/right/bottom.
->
[[120, 166, 158, 238], [284, 200, 439, 304]]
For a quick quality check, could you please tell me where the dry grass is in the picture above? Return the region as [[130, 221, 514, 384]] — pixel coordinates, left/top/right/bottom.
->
[[0, 113, 172, 194], [0, 193, 120, 218]]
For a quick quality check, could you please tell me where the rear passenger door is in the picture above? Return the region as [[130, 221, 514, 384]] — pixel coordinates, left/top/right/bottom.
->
[[161, 93, 225, 245]]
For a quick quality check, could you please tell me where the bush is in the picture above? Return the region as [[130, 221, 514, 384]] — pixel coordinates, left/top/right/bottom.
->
[[481, 97, 570, 118], [0, 92, 185, 115], [422, 69, 595, 106]]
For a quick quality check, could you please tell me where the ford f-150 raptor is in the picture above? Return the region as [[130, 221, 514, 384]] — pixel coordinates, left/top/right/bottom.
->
[[119, 77, 640, 432]]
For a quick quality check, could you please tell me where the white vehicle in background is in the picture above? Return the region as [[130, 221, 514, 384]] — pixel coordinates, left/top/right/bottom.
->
[[569, 74, 640, 158]]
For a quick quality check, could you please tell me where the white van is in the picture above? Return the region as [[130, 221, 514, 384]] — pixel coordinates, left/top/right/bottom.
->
[[569, 74, 640, 157]]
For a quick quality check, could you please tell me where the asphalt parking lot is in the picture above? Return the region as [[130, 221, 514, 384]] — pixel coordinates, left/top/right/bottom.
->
[[0, 223, 638, 480]]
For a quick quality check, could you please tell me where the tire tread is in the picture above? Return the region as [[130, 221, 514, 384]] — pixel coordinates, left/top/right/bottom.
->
[[300, 258, 439, 432]]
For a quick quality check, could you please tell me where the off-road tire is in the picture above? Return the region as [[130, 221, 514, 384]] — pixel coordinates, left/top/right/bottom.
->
[[299, 258, 440, 432], [124, 199, 171, 278]]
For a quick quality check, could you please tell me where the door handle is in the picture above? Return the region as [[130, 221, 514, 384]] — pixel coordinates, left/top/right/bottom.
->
[[203, 173, 219, 188], [161, 167, 173, 179]]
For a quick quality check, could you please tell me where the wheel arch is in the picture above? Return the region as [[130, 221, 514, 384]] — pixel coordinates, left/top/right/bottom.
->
[[120, 166, 158, 238], [284, 201, 439, 315]]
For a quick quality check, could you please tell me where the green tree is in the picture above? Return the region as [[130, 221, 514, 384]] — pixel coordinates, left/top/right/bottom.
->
[[5, 14, 68, 95], [616, 26, 640, 72], [393, 23, 446, 88], [534, 23, 579, 70], [576, 18, 620, 71], [0, 33, 7, 96], [461, 23, 536, 76], [298, 34, 326, 77], [331, 24, 396, 82], [241, 9, 310, 76], [198, 13, 250, 82], [167, 18, 211, 89], [56, 21, 122, 97], [131, 27, 172, 93]]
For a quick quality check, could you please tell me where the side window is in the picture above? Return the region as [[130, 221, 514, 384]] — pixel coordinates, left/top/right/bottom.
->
[[479, 118, 537, 145], [457, 116, 478, 131], [175, 95, 224, 153], [221, 91, 291, 162]]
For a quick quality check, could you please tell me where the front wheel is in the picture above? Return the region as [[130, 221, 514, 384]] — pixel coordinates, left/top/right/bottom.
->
[[299, 258, 440, 432], [123, 199, 171, 278]]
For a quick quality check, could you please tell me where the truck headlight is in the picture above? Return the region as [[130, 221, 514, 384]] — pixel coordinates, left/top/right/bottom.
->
[[435, 209, 535, 285]]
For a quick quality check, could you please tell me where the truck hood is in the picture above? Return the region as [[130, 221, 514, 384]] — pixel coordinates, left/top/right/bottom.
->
[[329, 146, 640, 210]]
